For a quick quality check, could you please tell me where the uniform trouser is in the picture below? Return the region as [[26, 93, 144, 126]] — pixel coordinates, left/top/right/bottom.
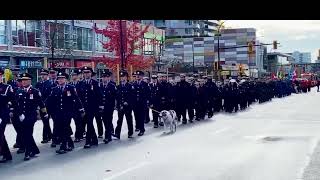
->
[[0, 123, 12, 159], [177, 102, 187, 121], [133, 110, 139, 130], [214, 99, 221, 112], [73, 114, 84, 139], [145, 107, 150, 123], [207, 100, 214, 117], [187, 104, 195, 120], [151, 104, 160, 125], [40, 113, 52, 141], [11, 115, 24, 149], [195, 102, 206, 119], [51, 114, 61, 145], [95, 113, 104, 137], [84, 111, 98, 145], [115, 107, 133, 137], [133, 102, 146, 133], [102, 108, 114, 140], [55, 115, 73, 150], [159, 100, 170, 111], [21, 120, 40, 156], [317, 85, 319, 92]]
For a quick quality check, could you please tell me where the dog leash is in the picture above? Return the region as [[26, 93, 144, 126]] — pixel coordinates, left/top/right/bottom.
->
[[148, 107, 161, 114]]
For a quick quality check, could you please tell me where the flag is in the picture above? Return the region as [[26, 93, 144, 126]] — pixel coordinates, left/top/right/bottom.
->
[[292, 68, 297, 80]]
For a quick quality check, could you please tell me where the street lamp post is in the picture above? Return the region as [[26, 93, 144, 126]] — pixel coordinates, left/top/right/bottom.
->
[[192, 42, 195, 73], [215, 20, 227, 81]]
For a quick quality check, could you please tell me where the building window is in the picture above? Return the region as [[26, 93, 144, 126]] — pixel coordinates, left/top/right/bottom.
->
[[76, 27, 82, 50], [96, 33, 107, 52], [185, 28, 193, 34], [143, 38, 153, 55], [35, 21, 41, 47], [82, 28, 89, 50], [88, 29, 93, 51], [185, 20, 192, 25], [73, 27, 93, 51], [0, 20, 6, 44], [12, 20, 41, 47], [64, 25, 70, 49]]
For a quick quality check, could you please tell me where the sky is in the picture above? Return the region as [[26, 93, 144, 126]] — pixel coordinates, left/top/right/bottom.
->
[[224, 20, 320, 62]]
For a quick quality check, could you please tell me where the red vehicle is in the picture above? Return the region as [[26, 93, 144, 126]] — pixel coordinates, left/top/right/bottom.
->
[[301, 73, 317, 87]]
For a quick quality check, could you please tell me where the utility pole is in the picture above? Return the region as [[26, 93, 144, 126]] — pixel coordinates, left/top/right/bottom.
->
[[192, 41, 195, 73], [119, 20, 125, 70]]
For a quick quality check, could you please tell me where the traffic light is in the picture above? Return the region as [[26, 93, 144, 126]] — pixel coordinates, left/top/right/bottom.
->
[[273, 40, 277, 49], [248, 42, 253, 54]]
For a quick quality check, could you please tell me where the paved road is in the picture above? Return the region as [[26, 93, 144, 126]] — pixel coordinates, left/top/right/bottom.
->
[[1, 88, 320, 180]]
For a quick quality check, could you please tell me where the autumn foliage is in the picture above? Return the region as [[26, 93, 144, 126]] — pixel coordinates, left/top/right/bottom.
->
[[93, 20, 155, 71]]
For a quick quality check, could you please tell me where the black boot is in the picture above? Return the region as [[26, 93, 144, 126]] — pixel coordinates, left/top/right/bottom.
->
[[0, 157, 12, 163], [84, 144, 91, 149], [24, 155, 30, 161], [103, 139, 112, 144], [17, 148, 25, 154], [138, 131, 144, 136], [56, 149, 67, 154]]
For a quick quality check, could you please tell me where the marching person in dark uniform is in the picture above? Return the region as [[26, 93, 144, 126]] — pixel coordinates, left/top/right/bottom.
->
[[0, 68, 14, 163], [114, 70, 134, 139], [98, 69, 116, 144], [7, 67, 20, 89], [77, 66, 102, 148], [35, 68, 52, 144], [132, 71, 150, 136], [149, 75, 161, 128], [194, 80, 207, 120], [47, 72, 84, 154], [44, 68, 59, 148], [204, 76, 217, 118], [176, 74, 193, 124], [92, 71, 104, 139], [10, 74, 25, 152], [143, 76, 151, 124], [214, 81, 223, 112], [69, 69, 85, 142], [12, 73, 48, 161], [158, 74, 172, 125]]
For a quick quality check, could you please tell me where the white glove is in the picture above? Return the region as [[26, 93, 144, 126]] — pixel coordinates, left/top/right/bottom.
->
[[44, 114, 49, 118], [123, 102, 128, 106], [19, 114, 25, 122], [0, 118, 2, 124]]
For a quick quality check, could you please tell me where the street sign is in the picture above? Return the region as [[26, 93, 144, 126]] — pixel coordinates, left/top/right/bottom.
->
[[221, 71, 230, 75]]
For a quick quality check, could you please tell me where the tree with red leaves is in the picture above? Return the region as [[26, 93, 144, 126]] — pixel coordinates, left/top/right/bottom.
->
[[93, 20, 155, 71]]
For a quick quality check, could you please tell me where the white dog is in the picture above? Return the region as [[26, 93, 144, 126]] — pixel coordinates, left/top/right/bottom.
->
[[159, 110, 177, 134]]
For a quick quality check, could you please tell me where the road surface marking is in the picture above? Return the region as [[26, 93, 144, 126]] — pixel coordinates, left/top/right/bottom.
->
[[210, 127, 231, 135], [103, 161, 150, 180]]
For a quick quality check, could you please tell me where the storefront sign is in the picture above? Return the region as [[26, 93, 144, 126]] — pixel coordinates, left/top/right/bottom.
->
[[75, 60, 95, 68], [49, 60, 71, 68], [0, 57, 9, 67], [19, 58, 43, 69]]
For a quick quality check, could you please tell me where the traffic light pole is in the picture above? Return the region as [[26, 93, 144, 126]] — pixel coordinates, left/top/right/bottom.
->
[[217, 34, 221, 80]]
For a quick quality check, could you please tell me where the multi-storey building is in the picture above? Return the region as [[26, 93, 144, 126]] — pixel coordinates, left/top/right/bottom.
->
[[142, 20, 218, 38], [290, 51, 311, 63], [0, 20, 164, 82]]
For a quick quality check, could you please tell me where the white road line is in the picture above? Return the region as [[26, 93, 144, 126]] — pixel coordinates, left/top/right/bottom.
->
[[210, 127, 231, 135], [103, 161, 150, 180]]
